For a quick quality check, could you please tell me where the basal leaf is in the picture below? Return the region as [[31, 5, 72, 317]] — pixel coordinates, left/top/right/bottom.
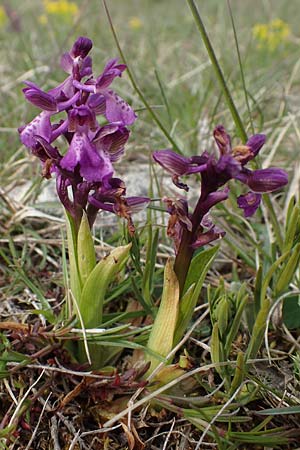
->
[[77, 211, 96, 285], [79, 244, 132, 328]]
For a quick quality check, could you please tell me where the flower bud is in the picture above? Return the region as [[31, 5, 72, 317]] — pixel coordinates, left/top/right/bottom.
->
[[71, 36, 93, 58]]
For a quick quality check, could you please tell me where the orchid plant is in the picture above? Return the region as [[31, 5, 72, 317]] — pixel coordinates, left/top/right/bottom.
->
[[146, 126, 288, 374], [19, 36, 289, 377], [19, 37, 149, 367], [153, 126, 288, 292]]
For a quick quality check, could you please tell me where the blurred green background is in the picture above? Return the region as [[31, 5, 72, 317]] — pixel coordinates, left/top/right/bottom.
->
[[1, 0, 299, 168]]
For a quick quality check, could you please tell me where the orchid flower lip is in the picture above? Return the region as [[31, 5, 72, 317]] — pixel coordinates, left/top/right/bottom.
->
[[237, 192, 262, 217]]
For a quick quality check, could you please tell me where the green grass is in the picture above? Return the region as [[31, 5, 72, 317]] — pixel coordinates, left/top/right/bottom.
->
[[1, 0, 300, 448]]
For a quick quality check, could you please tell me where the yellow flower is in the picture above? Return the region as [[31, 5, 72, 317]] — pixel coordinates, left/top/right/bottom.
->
[[44, 0, 79, 17], [252, 18, 291, 51], [0, 6, 7, 26], [38, 14, 48, 25], [128, 16, 143, 30]]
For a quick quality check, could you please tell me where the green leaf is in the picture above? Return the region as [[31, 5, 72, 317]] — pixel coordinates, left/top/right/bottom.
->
[[174, 245, 219, 344], [246, 296, 271, 360], [65, 210, 82, 303], [79, 243, 132, 328], [254, 265, 263, 316], [210, 322, 221, 373], [224, 286, 248, 356], [229, 352, 245, 396], [257, 405, 300, 415], [283, 202, 300, 252], [274, 243, 300, 296], [146, 259, 179, 372], [283, 295, 300, 329], [183, 246, 219, 295], [260, 250, 291, 304], [77, 211, 96, 285]]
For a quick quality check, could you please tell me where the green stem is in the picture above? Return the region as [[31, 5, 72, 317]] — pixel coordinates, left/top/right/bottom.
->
[[186, 0, 247, 143]]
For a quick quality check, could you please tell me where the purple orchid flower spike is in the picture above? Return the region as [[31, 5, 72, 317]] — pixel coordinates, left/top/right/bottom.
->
[[19, 36, 146, 232], [153, 124, 288, 291]]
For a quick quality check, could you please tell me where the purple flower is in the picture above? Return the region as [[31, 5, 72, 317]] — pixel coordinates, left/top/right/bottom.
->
[[153, 150, 208, 176], [72, 58, 137, 126], [95, 58, 127, 90], [60, 36, 93, 80], [93, 124, 130, 162], [214, 125, 266, 165], [154, 125, 288, 217], [70, 36, 93, 59], [60, 131, 113, 182], [153, 149, 208, 190], [237, 192, 262, 217], [19, 37, 141, 231], [19, 112, 52, 149], [242, 168, 288, 193], [88, 186, 150, 235], [23, 81, 58, 112], [153, 125, 288, 277]]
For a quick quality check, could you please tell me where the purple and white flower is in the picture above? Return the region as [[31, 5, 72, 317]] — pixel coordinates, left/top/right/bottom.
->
[[19, 36, 146, 230]]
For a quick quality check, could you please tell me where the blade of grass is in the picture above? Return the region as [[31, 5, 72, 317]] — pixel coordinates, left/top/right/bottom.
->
[[102, 0, 183, 154], [226, 0, 254, 134], [187, 0, 284, 252], [186, 0, 247, 142], [154, 68, 173, 128]]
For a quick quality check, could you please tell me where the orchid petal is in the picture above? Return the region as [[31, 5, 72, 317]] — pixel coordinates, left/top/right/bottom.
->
[[61, 132, 113, 182], [19, 112, 52, 149], [104, 90, 137, 125], [237, 192, 262, 217], [247, 168, 288, 193], [70, 36, 93, 58]]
